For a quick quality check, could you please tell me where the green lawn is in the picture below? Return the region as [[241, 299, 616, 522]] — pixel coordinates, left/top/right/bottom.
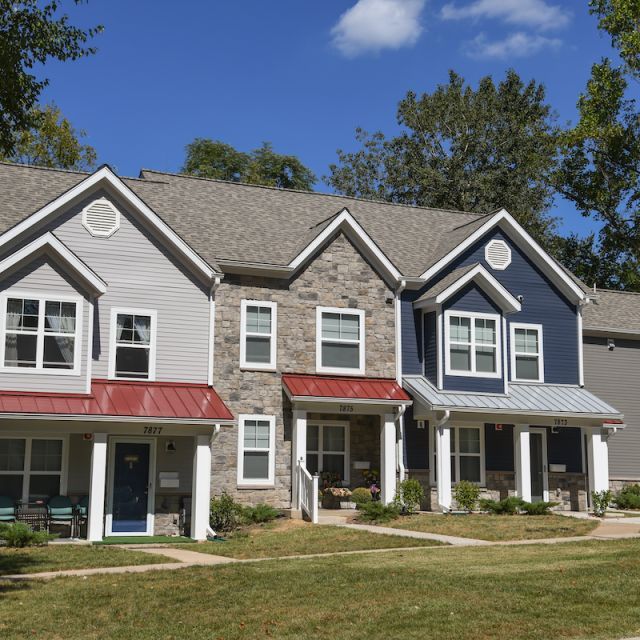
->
[[1, 540, 639, 639], [384, 513, 599, 541], [178, 521, 442, 559], [0, 545, 171, 576]]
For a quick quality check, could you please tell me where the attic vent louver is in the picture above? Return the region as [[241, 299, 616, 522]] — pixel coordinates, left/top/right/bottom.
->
[[82, 197, 120, 238], [485, 239, 511, 270]]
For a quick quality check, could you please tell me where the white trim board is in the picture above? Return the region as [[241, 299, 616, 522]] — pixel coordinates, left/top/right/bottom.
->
[[107, 307, 158, 381], [239, 300, 277, 371], [510, 322, 545, 383], [237, 414, 276, 488], [316, 306, 365, 376]]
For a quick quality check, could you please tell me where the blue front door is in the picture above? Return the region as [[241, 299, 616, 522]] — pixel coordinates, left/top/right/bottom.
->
[[111, 441, 151, 533]]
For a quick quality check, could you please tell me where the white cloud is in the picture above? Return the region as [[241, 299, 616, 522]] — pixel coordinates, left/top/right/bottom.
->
[[441, 0, 570, 31], [466, 31, 562, 59], [331, 0, 427, 57]]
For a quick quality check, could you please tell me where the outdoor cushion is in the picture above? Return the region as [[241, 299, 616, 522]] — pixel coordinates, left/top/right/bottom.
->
[[0, 495, 16, 521], [48, 495, 74, 520], [76, 496, 89, 517]]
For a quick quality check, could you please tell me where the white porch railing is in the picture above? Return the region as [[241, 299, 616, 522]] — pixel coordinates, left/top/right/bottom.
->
[[297, 458, 318, 524]]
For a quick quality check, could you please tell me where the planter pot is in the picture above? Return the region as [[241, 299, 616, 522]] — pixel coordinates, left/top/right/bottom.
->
[[339, 501, 356, 510], [322, 494, 353, 509]]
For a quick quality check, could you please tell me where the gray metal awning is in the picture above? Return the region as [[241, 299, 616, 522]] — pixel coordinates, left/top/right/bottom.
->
[[403, 375, 624, 423]]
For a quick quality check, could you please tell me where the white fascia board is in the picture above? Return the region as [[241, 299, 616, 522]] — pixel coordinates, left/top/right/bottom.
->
[[0, 412, 236, 425], [288, 394, 412, 406], [414, 264, 521, 313], [288, 208, 402, 283], [0, 166, 218, 282], [419, 209, 586, 303], [0, 232, 107, 294]]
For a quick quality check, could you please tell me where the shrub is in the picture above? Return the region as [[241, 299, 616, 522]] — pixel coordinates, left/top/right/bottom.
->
[[210, 492, 244, 532], [592, 489, 612, 517], [479, 496, 525, 515], [393, 479, 424, 515], [614, 484, 640, 510], [453, 481, 481, 512], [243, 503, 280, 524], [521, 501, 559, 515], [357, 501, 400, 524], [351, 487, 373, 507], [0, 522, 55, 547]]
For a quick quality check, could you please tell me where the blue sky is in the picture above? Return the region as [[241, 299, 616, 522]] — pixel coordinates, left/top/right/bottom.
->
[[39, 1, 624, 236]]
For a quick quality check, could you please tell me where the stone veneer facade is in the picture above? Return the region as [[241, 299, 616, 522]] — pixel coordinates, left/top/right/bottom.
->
[[210, 233, 397, 507]]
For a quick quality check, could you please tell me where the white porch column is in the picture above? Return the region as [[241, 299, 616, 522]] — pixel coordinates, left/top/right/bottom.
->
[[291, 409, 307, 509], [191, 434, 212, 541], [587, 428, 609, 494], [381, 414, 397, 505], [514, 424, 531, 502], [436, 423, 452, 511], [87, 433, 107, 542]]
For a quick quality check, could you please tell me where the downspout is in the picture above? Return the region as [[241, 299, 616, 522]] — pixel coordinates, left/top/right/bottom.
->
[[435, 410, 450, 429], [205, 424, 222, 538], [207, 276, 222, 387], [394, 279, 407, 481]]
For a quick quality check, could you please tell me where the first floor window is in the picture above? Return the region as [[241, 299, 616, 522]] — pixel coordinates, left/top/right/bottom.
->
[[238, 415, 275, 486], [240, 301, 277, 369], [306, 423, 348, 484], [445, 311, 500, 377], [431, 426, 484, 484], [0, 437, 65, 502], [511, 323, 544, 382], [316, 307, 364, 374], [110, 309, 156, 380], [3, 296, 79, 371]]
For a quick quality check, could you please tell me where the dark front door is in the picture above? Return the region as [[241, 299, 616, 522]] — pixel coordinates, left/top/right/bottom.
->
[[529, 432, 545, 502], [111, 441, 151, 533]]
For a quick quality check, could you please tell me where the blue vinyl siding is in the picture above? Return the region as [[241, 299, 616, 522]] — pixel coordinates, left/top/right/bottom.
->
[[401, 293, 423, 375], [485, 424, 515, 471], [424, 311, 437, 383], [545, 427, 583, 473], [404, 406, 429, 469]]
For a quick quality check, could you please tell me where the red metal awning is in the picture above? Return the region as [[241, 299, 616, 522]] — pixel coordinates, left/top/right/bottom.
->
[[0, 379, 234, 423], [282, 374, 411, 404]]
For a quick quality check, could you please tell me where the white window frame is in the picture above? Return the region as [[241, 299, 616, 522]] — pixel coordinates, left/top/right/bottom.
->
[[429, 425, 485, 486], [306, 420, 351, 484], [0, 435, 69, 503], [444, 310, 502, 379], [0, 290, 83, 376], [239, 300, 277, 371], [237, 414, 276, 488], [108, 307, 157, 381], [510, 322, 545, 383], [316, 306, 365, 375]]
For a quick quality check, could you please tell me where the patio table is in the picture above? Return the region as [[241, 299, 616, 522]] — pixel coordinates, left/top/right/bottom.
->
[[16, 502, 49, 532]]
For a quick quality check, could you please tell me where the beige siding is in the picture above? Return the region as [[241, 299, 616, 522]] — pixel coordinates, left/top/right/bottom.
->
[[584, 335, 640, 479]]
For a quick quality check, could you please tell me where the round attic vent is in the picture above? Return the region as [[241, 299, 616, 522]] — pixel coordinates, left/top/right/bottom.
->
[[82, 197, 120, 238], [485, 239, 511, 270]]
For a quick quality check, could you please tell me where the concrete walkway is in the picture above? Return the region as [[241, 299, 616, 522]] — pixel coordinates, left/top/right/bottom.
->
[[337, 522, 492, 546]]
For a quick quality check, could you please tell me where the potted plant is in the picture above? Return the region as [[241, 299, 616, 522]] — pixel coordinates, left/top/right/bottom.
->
[[321, 487, 353, 509]]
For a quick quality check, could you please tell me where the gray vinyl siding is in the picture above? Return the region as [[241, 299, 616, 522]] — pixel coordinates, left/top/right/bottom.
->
[[583, 335, 640, 479], [5, 188, 211, 385], [0, 256, 90, 393]]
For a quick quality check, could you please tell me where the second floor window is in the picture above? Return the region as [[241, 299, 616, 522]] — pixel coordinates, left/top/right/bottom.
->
[[109, 309, 156, 380], [511, 323, 544, 382], [445, 311, 501, 378], [2, 295, 79, 372], [240, 301, 277, 370], [316, 307, 365, 375]]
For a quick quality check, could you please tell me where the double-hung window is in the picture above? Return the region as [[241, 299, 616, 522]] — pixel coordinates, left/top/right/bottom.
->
[[109, 308, 157, 380], [306, 422, 349, 484], [316, 307, 365, 374], [430, 426, 484, 485], [237, 415, 275, 486], [445, 311, 501, 378], [1, 294, 81, 373], [240, 301, 277, 370], [510, 323, 544, 382], [0, 437, 66, 502]]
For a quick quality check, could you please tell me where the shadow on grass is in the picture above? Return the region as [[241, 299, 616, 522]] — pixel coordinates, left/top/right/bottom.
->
[[0, 549, 43, 577]]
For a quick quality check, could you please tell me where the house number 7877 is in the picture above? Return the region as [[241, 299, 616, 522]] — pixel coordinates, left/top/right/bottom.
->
[[143, 426, 163, 435]]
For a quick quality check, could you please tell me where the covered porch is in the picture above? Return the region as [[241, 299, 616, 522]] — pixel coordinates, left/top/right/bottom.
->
[[0, 380, 234, 541], [403, 375, 624, 512]]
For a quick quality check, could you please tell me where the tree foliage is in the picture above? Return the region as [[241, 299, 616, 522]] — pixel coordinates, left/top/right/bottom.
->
[[0, 0, 101, 157], [1, 104, 96, 170], [182, 139, 316, 190], [327, 70, 560, 247]]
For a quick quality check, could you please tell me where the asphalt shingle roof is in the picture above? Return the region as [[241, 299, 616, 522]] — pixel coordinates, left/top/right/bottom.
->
[[414, 263, 480, 304], [583, 288, 640, 334]]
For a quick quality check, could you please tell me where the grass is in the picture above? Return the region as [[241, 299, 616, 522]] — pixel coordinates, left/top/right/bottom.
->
[[95, 536, 194, 545], [1, 539, 639, 639], [177, 520, 442, 559], [0, 545, 170, 576], [384, 513, 599, 541]]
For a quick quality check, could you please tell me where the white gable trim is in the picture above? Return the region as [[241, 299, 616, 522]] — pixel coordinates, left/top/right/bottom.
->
[[419, 209, 586, 302], [415, 264, 521, 314], [0, 166, 218, 281], [288, 208, 402, 283], [0, 232, 107, 294]]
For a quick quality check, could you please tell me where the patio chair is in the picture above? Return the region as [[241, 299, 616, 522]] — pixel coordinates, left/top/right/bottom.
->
[[75, 496, 89, 537], [47, 495, 75, 537], [0, 496, 16, 523]]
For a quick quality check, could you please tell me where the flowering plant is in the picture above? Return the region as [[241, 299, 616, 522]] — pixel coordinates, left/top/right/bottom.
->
[[321, 471, 343, 489], [369, 484, 381, 501], [362, 469, 379, 488], [324, 487, 352, 498]]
